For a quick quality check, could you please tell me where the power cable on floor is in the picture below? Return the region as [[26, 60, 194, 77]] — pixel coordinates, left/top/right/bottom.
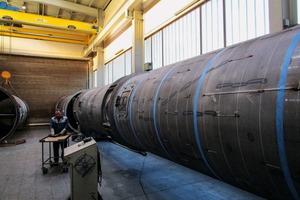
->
[[138, 155, 149, 200]]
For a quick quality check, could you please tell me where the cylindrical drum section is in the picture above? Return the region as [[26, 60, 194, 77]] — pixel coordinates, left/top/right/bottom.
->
[[102, 73, 149, 151], [112, 72, 150, 151], [56, 91, 84, 131], [0, 87, 28, 141], [109, 26, 300, 199], [73, 85, 111, 138]]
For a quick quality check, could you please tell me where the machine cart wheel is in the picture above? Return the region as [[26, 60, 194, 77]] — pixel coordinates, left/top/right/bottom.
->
[[42, 167, 48, 174], [39, 134, 71, 175]]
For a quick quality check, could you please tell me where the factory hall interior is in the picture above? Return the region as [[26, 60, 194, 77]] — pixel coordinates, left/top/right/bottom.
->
[[1, 0, 300, 199]]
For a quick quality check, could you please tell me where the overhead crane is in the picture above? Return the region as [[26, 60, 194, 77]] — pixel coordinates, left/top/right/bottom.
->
[[0, 9, 99, 45]]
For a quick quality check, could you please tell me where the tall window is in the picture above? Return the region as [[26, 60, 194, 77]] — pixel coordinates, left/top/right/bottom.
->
[[104, 62, 113, 85], [225, 0, 269, 46], [145, 0, 270, 69], [151, 31, 163, 69], [164, 9, 201, 65], [201, 0, 224, 53], [104, 49, 132, 84]]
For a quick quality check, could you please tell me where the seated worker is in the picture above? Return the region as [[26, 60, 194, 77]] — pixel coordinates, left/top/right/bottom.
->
[[49, 108, 69, 164]]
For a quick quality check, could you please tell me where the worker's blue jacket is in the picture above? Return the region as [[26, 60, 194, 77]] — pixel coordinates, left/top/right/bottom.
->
[[50, 116, 69, 134]]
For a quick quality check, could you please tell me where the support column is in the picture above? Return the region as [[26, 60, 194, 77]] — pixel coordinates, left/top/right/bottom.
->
[[98, 9, 104, 30], [269, 0, 283, 33], [132, 10, 144, 73], [96, 47, 105, 87], [94, 9, 105, 88], [280, 0, 297, 29], [88, 59, 93, 88], [288, 0, 298, 27]]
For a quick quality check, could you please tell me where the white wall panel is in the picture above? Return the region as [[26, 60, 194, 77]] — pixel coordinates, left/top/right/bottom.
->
[[164, 22, 177, 65], [176, 18, 184, 61], [256, 0, 269, 36], [239, 0, 248, 42], [225, 0, 269, 46], [161, 8, 201, 66], [104, 27, 132, 62], [108, 0, 273, 83], [246, 0, 256, 39], [93, 70, 98, 87], [144, 0, 195, 34], [151, 31, 163, 69], [112, 54, 125, 82], [108, 62, 113, 84], [0, 36, 85, 59], [104, 64, 108, 85], [104, 50, 131, 84], [144, 38, 152, 64], [125, 50, 132, 75], [298, 0, 300, 23], [202, 0, 224, 54]]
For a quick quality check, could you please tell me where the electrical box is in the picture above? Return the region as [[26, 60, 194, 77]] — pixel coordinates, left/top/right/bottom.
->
[[64, 138, 99, 200], [143, 62, 153, 71]]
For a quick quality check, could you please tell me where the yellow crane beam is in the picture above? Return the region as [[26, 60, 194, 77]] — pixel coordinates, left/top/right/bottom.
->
[[0, 25, 89, 45], [0, 9, 98, 34]]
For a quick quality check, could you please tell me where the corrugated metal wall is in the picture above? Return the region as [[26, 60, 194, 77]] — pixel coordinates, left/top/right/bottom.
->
[[0, 54, 88, 124]]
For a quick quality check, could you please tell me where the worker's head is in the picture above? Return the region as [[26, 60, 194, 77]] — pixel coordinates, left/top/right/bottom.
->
[[55, 108, 62, 117]]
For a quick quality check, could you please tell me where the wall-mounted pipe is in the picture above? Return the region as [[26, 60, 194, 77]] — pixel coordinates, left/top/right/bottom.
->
[[60, 26, 300, 199], [0, 86, 28, 141]]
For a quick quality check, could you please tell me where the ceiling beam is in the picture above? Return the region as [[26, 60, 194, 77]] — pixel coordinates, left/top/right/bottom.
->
[[28, 0, 99, 16]]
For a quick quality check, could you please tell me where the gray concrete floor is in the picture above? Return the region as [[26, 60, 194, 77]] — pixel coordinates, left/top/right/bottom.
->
[[0, 127, 265, 200]]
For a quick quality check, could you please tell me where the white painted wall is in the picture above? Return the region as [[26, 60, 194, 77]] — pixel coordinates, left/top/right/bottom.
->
[[104, 27, 132, 62], [0, 36, 86, 59], [144, 0, 195, 35]]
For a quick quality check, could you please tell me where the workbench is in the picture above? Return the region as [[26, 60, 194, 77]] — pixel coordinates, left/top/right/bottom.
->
[[39, 134, 71, 174]]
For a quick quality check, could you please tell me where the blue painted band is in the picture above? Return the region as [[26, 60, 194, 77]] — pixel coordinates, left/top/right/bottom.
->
[[153, 64, 180, 160], [276, 31, 300, 200], [128, 73, 150, 149], [193, 49, 227, 180]]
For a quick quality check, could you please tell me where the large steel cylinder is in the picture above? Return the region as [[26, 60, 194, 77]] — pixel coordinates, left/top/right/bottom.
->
[[0, 86, 28, 141], [111, 26, 300, 199], [55, 91, 84, 131], [72, 86, 110, 138], [60, 26, 300, 199]]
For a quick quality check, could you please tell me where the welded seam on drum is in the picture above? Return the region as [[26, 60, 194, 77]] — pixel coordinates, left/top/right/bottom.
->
[[113, 85, 127, 140], [153, 64, 181, 160], [129, 73, 150, 149], [276, 31, 300, 200], [193, 49, 227, 180], [113, 80, 141, 146]]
